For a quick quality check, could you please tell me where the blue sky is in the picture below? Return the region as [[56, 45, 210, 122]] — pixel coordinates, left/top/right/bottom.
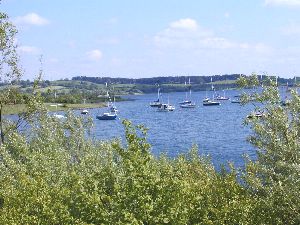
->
[[3, 0, 300, 80]]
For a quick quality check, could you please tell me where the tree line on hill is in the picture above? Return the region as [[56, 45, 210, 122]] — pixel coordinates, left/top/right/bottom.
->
[[72, 74, 241, 85], [72, 74, 299, 86]]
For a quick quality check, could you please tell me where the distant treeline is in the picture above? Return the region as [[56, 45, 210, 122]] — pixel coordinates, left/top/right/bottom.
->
[[72, 74, 242, 85], [72, 74, 299, 86]]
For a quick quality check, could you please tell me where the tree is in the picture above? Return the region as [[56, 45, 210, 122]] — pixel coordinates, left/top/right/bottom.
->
[[0, 8, 22, 144], [239, 73, 300, 224]]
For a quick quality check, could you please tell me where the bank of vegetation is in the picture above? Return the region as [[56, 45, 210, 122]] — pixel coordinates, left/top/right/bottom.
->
[[1, 75, 300, 224], [1, 7, 300, 224]]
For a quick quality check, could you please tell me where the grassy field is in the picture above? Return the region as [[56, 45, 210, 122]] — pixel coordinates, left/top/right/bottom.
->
[[210, 80, 237, 85]]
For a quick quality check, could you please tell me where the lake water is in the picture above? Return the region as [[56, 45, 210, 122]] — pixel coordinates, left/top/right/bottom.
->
[[78, 89, 257, 169]]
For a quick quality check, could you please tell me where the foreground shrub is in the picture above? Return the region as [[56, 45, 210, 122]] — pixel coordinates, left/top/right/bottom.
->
[[0, 113, 253, 224]]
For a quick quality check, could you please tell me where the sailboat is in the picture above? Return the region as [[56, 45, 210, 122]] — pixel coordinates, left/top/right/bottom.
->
[[180, 78, 196, 108], [203, 98, 221, 106], [109, 87, 118, 113], [150, 86, 162, 107], [81, 98, 89, 114], [96, 84, 117, 120], [203, 77, 220, 106], [157, 96, 175, 112], [215, 90, 230, 100], [157, 103, 175, 112], [179, 79, 191, 105], [203, 90, 210, 102]]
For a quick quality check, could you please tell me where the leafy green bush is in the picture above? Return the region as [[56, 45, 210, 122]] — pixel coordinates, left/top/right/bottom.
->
[[239, 74, 300, 225], [0, 112, 255, 224]]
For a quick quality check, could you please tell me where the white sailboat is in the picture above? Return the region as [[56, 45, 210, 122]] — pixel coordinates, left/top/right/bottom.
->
[[157, 96, 175, 112], [150, 86, 162, 107], [203, 77, 220, 106], [81, 98, 89, 114], [180, 78, 196, 108], [203, 90, 210, 102], [215, 90, 230, 100], [96, 83, 117, 120]]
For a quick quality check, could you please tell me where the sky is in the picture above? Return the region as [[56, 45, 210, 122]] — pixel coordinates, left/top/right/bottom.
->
[[2, 0, 300, 80]]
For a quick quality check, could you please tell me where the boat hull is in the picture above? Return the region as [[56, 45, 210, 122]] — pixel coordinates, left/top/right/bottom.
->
[[96, 114, 117, 120], [157, 104, 175, 112], [203, 101, 220, 106], [179, 100, 192, 105], [215, 97, 229, 100], [81, 110, 89, 114], [150, 102, 162, 107], [180, 104, 196, 108]]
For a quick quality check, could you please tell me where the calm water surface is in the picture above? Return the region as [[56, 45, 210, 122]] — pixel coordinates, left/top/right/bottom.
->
[[78, 90, 256, 168]]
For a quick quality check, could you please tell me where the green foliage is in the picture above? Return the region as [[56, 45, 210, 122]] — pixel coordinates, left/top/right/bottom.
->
[[0, 113, 255, 224], [1, 3, 300, 222], [0, 10, 23, 144], [238, 74, 300, 224]]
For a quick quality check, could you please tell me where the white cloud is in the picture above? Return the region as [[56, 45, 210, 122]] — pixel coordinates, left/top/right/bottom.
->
[[14, 13, 49, 26], [18, 45, 41, 54], [264, 0, 300, 7], [154, 18, 272, 56], [86, 49, 103, 61], [170, 18, 198, 31], [154, 18, 237, 49]]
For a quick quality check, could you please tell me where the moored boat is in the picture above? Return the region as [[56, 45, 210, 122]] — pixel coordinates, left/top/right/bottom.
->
[[157, 103, 175, 112], [180, 102, 196, 108], [247, 111, 265, 119], [179, 100, 192, 105], [203, 100, 220, 106], [179, 78, 196, 108], [81, 109, 89, 114], [215, 90, 230, 100], [96, 112, 117, 120], [150, 87, 162, 107]]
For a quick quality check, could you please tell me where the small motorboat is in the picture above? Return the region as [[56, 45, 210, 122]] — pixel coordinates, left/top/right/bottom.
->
[[81, 109, 89, 114]]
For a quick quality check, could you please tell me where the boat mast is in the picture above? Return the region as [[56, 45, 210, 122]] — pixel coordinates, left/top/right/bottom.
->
[[189, 77, 191, 100], [211, 77, 215, 100], [157, 86, 160, 101], [185, 79, 188, 100]]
